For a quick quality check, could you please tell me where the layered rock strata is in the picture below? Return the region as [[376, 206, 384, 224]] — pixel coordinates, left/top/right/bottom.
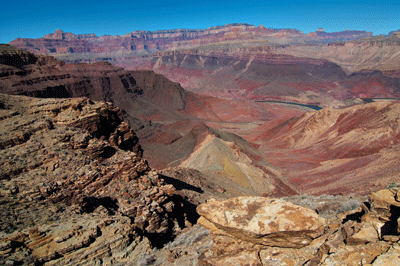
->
[[0, 94, 196, 265], [9, 24, 372, 60]]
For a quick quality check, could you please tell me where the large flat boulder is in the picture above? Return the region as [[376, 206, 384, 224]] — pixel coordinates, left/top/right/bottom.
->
[[369, 189, 400, 221], [197, 196, 327, 248]]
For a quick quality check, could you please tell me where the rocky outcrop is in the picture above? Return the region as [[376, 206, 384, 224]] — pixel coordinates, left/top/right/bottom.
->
[[0, 94, 198, 265], [197, 196, 326, 248], [196, 188, 400, 265]]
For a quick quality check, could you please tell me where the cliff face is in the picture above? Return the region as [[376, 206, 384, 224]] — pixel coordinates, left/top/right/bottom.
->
[[122, 23, 256, 39], [0, 45, 38, 68], [8, 24, 257, 56], [307, 29, 373, 41], [273, 36, 400, 73], [8, 24, 374, 60], [0, 45, 148, 110], [0, 93, 201, 265]]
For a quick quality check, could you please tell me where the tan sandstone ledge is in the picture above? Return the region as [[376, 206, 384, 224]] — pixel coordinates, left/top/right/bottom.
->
[[197, 196, 327, 248]]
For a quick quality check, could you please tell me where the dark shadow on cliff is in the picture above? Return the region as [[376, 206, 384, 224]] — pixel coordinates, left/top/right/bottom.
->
[[159, 174, 204, 193], [142, 194, 201, 249], [99, 146, 117, 159], [342, 205, 366, 224], [172, 194, 201, 226], [381, 205, 400, 236], [81, 196, 119, 214], [19, 85, 71, 98]]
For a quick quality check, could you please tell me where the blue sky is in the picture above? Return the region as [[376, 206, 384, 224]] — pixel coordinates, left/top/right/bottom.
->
[[1, 0, 399, 43]]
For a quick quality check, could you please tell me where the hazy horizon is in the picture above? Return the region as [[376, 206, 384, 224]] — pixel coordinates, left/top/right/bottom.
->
[[1, 0, 399, 44]]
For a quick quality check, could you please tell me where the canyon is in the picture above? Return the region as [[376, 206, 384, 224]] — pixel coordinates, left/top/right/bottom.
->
[[9, 24, 400, 108], [128, 37, 400, 108], [1, 23, 400, 265]]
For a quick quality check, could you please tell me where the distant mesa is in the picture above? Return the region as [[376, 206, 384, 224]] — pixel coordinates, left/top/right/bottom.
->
[[8, 23, 379, 59], [307, 29, 373, 40], [43, 29, 98, 40]]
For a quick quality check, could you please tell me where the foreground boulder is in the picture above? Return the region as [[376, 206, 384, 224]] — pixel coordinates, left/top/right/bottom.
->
[[196, 189, 400, 266], [197, 196, 327, 248]]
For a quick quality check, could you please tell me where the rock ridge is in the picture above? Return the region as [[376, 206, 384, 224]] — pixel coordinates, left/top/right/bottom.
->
[[0, 94, 198, 265]]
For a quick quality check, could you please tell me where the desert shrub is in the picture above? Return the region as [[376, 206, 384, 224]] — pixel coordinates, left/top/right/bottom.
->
[[386, 182, 400, 189], [337, 199, 362, 213]]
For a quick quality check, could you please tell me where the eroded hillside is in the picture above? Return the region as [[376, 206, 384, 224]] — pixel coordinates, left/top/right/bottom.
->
[[254, 101, 400, 195]]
